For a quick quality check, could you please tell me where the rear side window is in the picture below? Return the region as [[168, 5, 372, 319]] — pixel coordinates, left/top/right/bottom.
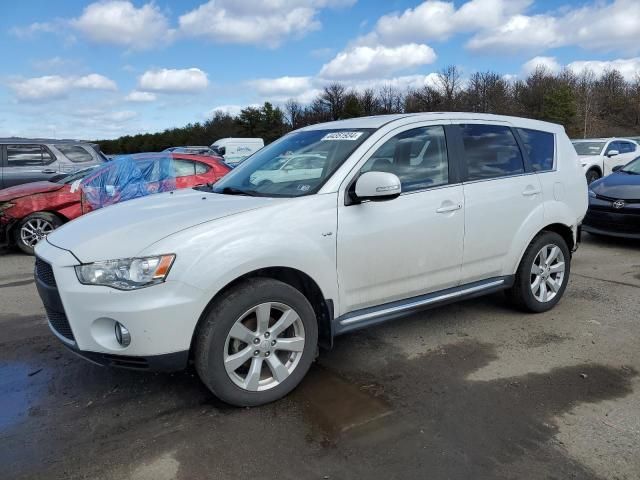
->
[[7, 145, 53, 166], [460, 125, 524, 181], [517, 128, 555, 172], [57, 145, 94, 163], [195, 162, 209, 174], [173, 159, 196, 177]]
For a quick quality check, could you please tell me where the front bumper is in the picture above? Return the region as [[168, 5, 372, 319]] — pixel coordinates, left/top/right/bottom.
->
[[583, 207, 640, 239], [34, 240, 208, 370]]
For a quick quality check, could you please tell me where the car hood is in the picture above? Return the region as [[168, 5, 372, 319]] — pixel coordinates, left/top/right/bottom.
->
[[590, 171, 640, 200], [0, 181, 64, 202], [46, 188, 283, 262]]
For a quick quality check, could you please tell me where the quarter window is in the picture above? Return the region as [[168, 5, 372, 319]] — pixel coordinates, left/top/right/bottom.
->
[[7, 145, 52, 166], [517, 128, 555, 172], [361, 125, 449, 192], [461, 124, 525, 181], [173, 160, 196, 177], [57, 145, 93, 163], [194, 162, 209, 174]]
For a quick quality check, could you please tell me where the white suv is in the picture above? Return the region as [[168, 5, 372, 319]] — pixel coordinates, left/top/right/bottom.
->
[[572, 137, 639, 184], [35, 113, 588, 406]]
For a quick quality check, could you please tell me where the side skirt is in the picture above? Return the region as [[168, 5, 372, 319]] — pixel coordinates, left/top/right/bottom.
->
[[333, 276, 514, 335]]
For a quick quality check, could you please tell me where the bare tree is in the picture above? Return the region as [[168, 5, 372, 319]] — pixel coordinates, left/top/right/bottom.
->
[[320, 83, 347, 120], [377, 84, 404, 113], [284, 99, 302, 129], [436, 65, 463, 110], [575, 69, 596, 138], [358, 88, 379, 115]]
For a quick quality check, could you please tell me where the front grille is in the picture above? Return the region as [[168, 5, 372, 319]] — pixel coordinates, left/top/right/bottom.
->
[[35, 258, 56, 286], [45, 306, 75, 341], [584, 211, 640, 234], [595, 193, 640, 204]]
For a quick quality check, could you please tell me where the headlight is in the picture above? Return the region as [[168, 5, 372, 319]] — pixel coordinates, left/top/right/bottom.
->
[[75, 255, 175, 290], [588, 189, 596, 198]]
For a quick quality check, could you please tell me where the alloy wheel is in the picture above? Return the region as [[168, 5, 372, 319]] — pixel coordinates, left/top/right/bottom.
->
[[224, 302, 305, 392], [530, 244, 566, 303], [20, 218, 55, 247]]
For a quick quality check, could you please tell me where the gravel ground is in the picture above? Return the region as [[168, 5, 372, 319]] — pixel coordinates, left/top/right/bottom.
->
[[1, 233, 639, 480]]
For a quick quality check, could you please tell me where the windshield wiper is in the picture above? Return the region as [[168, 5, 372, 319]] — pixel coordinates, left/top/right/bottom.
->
[[219, 186, 256, 196], [620, 169, 640, 175]]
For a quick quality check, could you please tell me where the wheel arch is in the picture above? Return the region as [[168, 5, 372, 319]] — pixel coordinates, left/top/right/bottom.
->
[[190, 266, 334, 357]]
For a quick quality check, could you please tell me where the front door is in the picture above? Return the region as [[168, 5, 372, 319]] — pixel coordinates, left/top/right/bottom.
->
[[337, 123, 465, 314]]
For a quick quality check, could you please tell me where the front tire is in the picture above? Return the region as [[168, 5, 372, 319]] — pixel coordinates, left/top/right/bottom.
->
[[194, 278, 318, 407], [506, 231, 571, 313], [14, 212, 62, 255], [585, 168, 601, 184]]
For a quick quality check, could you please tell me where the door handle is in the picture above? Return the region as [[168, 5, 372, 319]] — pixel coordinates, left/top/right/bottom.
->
[[436, 203, 462, 213], [522, 186, 541, 196], [41, 169, 56, 174]]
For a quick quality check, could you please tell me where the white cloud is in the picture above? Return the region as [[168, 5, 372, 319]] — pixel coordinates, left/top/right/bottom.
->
[[10, 22, 59, 38], [319, 43, 436, 80], [567, 57, 640, 82], [207, 105, 246, 118], [9, 74, 118, 101], [522, 56, 561, 75], [125, 90, 157, 102], [103, 110, 138, 122], [178, 0, 353, 48], [468, 0, 640, 54], [73, 73, 117, 90], [247, 76, 313, 97], [368, 0, 531, 46], [138, 68, 209, 93], [70, 1, 172, 50]]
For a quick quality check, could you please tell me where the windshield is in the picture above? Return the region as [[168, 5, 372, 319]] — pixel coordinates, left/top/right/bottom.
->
[[573, 141, 606, 156], [212, 129, 373, 197], [621, 156, 640, 174]]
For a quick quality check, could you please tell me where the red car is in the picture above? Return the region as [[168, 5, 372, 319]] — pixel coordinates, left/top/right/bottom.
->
[[0, 153, 231, 254]]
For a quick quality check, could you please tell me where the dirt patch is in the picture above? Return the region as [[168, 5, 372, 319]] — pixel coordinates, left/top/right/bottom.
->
[[523, 332, 572, 348]]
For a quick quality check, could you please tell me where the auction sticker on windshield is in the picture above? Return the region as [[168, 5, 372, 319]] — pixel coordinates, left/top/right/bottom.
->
[[322, 131, 364, 141]]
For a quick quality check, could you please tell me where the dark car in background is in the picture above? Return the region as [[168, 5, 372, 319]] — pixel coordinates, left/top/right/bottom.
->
[[0, 139, 107, 189], [583, 156, 640, 239]]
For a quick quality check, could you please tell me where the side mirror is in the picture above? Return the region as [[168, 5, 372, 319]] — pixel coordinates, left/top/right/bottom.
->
[[607, 149, 619, 157], [354, 171, 401, 202], [612, 165, 623, 172]]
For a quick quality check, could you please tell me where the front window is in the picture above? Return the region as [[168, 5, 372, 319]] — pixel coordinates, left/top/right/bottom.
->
[[212, 129, 373, 197], [621, 157, 640, 174], [573, 141, 605, 156]]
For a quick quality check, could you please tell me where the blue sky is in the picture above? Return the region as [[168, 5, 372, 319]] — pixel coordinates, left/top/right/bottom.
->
[[1, 0, 639, 139]]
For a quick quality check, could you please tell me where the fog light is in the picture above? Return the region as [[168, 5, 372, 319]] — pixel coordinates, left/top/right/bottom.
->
[[114, 322, 131, 347]]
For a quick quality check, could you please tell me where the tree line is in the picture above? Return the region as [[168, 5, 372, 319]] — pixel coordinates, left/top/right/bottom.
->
[[97, 65, 640, 154]]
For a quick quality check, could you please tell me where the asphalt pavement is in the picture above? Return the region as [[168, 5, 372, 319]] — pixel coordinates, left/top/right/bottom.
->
[[1, 234, 639, 479]]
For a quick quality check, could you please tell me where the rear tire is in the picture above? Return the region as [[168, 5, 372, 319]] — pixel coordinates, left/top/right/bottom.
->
[[14, 212, 62, 255], [506, 231, 571, 313], [194, 278, 318, 407]]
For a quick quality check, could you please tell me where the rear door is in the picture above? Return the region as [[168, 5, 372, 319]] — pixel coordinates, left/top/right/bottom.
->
[[3, 144, 58, 187], [0, 145, 5, 189], [453, 122, 544, 283]]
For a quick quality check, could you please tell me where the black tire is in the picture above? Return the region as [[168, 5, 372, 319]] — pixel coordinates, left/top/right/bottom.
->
[[14, 212, 63, 255], [506, 231, 571, 313], [585, 169, 601, 184], [194, 277, 318, 407]]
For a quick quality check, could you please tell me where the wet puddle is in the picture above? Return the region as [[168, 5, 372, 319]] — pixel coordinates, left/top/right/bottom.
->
[[0, 362, 48, 432], [293, 365, 393, 442]]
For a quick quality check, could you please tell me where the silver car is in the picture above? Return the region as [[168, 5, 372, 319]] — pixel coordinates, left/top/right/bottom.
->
[[0, 139, 107, 189]]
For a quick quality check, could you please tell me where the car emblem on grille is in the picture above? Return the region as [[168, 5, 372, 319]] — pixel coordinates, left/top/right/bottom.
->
[[612, 199, 625, 209]]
